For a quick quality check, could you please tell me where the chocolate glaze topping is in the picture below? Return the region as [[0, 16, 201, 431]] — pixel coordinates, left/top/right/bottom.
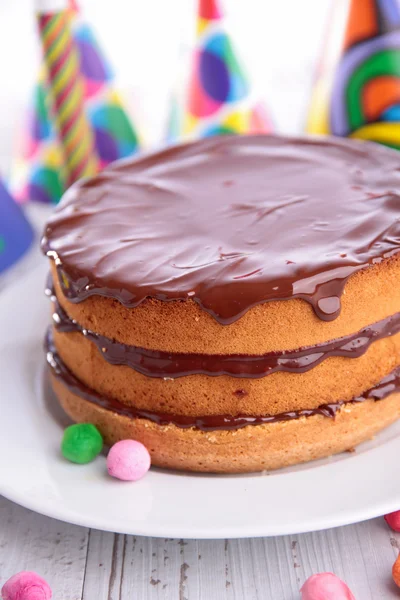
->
[[50, 288, 400, 378], [46, 331, 400, 431], [42, 135, 400, 324]]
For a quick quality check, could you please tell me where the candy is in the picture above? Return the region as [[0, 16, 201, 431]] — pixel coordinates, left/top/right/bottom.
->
[[393, 553, 400, 587], [107, 440, 151, 481], [1, 571, 52, 600], [300, 572, 356, 600], [61, 423, 103, 464], [384, 510, 400, 532]]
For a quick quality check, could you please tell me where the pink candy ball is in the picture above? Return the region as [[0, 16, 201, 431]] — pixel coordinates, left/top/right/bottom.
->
[[107, 439, 151, 481], [301, 573, 355, 600], [385, 510, 400, 532], [1, 571, 52, 600]]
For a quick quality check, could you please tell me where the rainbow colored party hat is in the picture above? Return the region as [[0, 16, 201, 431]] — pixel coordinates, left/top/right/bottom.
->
[[168, 0, 273, 141], [0, 179, 33, 273], [307, 0, 400, 149], [11, 0, 140, 203], [71, 3, 140, 167], [11, 70, 67, 204]]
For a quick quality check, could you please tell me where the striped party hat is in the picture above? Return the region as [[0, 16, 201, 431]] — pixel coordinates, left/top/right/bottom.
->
[[11, 0, 141, 203]]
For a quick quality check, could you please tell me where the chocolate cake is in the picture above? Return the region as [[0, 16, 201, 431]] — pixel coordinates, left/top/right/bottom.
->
[[42, 135, 400, 473]]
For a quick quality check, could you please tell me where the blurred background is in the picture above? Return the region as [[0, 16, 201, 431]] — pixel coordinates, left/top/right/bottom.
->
[[0, 0, 331, 174]]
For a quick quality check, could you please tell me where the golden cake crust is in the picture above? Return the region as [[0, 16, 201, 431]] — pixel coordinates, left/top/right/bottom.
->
[[53, 326, 400, 416], [51, 373, 400, 473], [44, 135, 400, 473], [51, 254, 400, 354]]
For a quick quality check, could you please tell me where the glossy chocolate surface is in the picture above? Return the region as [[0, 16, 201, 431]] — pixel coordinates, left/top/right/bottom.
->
[[42, 135, 400, 324], [46, 331, 400, 431], [51, 290, 400, 378]]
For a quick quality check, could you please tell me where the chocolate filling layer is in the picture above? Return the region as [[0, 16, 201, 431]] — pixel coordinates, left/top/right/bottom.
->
[[50, 289, 400, 379], [46, 331, 400, 431], [42, 135, 400, 324]]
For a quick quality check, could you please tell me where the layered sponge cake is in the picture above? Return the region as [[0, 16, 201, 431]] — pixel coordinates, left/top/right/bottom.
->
[[42, 135, 400, 473]]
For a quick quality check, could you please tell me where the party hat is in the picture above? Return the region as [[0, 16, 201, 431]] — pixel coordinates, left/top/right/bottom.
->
[[69, 2, 140, 168], [166, 93, 182, 144], [165, 42, 191, 143], [36, 0, 100, 186], [11, 0, 140, 203], [0, 179, 34, 273], [169, 0, 273, 141], [307, 0, 400, 149], [11, 72, 67, 204]]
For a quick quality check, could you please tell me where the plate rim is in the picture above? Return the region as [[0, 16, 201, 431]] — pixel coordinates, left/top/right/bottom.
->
[[1, 482, 400, 539], [1, 262, 399, 539]]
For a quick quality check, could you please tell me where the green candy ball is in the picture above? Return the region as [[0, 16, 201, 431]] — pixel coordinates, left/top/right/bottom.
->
[[61, 423, 103, 464]]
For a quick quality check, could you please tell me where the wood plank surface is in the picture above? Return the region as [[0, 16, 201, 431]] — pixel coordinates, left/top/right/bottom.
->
[[1, 496, 399, 599]]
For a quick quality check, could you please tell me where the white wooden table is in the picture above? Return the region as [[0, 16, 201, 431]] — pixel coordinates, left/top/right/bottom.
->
[[1, 209, 400, 598], [1, 495, 400, 599]]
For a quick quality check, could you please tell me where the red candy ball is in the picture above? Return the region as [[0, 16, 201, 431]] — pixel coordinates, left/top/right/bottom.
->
[[384, 510, 400, 532]]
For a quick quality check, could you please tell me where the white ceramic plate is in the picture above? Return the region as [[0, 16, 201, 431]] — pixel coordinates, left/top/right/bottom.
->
[[1, 262, 400, 539]]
